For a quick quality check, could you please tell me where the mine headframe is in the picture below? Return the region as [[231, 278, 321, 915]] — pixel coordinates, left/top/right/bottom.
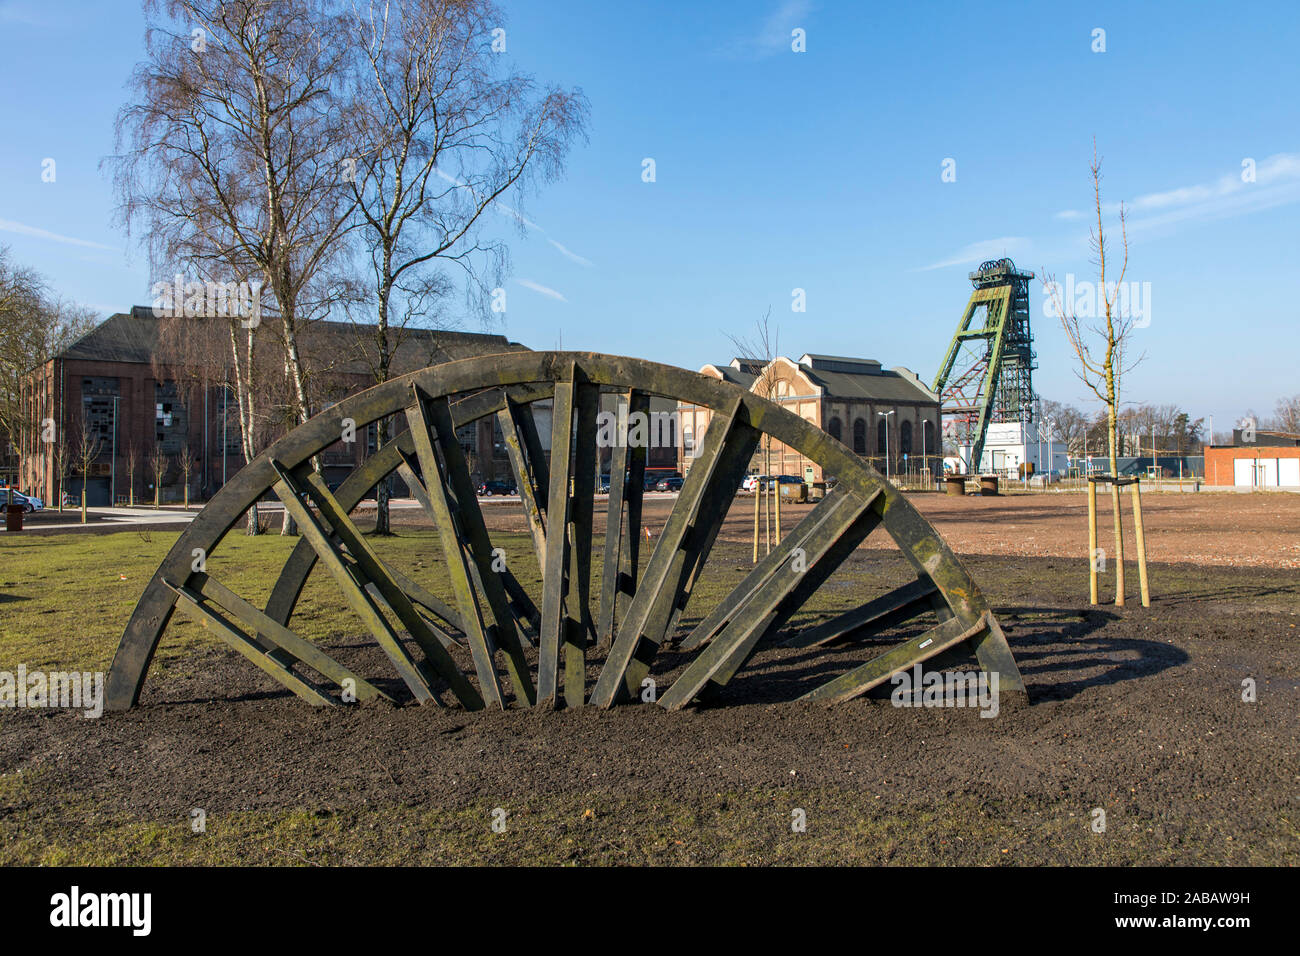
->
[[931, 257, 1038, 473]]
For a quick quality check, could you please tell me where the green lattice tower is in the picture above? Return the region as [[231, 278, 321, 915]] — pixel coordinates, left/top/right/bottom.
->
[[931, 258, 1037, 473]]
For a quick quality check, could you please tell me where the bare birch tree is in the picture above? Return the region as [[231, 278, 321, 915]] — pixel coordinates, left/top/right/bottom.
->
[[1042, 142, 1145, 604], [341, 0, 588, 533], [108, 0, 359, 533]]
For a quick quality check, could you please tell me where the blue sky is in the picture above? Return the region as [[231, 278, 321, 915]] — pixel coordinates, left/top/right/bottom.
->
[[1, 0, 1297, 432]]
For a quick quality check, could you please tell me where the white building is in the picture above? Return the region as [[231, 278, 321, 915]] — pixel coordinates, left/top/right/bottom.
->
[[957, 421, 1069, 477]]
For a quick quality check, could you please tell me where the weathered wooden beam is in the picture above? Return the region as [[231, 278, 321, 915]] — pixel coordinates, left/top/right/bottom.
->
[[269, 464, 444, 706], [590, 398, 759, 708], [676, 487, 860, 653], [497, 395, 549, 568], [597, 389, 650, 650], [659, 489, 879, 709], [782, 576, 940, 649], [416, 388, 536, 706], [564, 376, 600, 708], [537, 379, 577, 708], [800, 613, 993, 704], [165, 581, 337, 707], [189, 572, 390, 702], [288, 461, 486, 709]]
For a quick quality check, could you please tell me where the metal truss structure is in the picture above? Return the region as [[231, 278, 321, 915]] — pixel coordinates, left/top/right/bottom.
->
[[108, 352, 1025, 712], [932, 258, 1038, 472]]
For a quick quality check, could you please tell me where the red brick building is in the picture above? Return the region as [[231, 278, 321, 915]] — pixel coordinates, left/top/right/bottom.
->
[[1203, 429, 1300, 488], [17, 307, 528, 506]]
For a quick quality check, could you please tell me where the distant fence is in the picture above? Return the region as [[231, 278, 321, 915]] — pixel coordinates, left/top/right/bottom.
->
[[1069, 456, 1204, 478]]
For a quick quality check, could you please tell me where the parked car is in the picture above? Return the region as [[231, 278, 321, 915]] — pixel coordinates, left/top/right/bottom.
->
[[476, 480, 516, 497], [0, 488, 43, 512], [654, 476, 684, 492], [741, 474, 769, 492]]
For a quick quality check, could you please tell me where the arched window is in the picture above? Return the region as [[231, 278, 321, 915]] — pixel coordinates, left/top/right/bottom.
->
[[923, 419, 934, 456], [877, 417, 888, 455], [900, 420, 913, 456], [828, 417, 842, 442], [852, 419, 867, 454]]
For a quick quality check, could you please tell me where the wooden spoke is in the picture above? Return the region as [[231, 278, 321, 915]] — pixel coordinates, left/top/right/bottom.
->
[[380, 564, 464, 647], [536, 370, 601, 708], [659, 487, 881, 710], [165, 580, 337, 707], [597, 389, 650, 650], [565, 375, 600, 707], [781, 576, 940, 649], [288, 461, 486, 706], [269, 463, 446, 705], [590, 398, 759, 708], [497, 394, 549, 568], [678, 485, 881, 654], [188, 573, 391, 702], [799, 613, 994, 704], [404, 388, 535, 708]]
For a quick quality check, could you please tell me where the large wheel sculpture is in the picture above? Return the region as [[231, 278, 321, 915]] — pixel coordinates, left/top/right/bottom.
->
[[106, 352, 1026, 712]]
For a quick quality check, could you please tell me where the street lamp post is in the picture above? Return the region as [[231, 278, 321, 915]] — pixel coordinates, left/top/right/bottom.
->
[[878, 410, 894, 481], [1047, 419, 1054, 486]]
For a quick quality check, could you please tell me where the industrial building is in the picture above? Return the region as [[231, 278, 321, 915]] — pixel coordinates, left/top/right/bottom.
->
[[16, 307, 530, 507], [677, 353, 940, 483], [1203, 429, 1300, 488], [955, 420, 1070, 477]]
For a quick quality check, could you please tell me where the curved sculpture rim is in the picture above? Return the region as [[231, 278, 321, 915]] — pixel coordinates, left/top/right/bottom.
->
[[107, 351, 1026, 712]]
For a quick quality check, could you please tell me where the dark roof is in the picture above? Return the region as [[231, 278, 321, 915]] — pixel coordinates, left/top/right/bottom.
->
[[799, 353, 882, 374], [797, 360, 937, 405], [704, 353, 937, 405], [1230, 428, 1300, 447], [55, 308, 524, 373]]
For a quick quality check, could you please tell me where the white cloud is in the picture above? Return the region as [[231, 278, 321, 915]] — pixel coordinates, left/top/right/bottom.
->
[[718, 0, 813, 59], [1054, 209, 1084, 221], [0, 218, 119, 252], [433, 166, 592, 268], [1119, 153, 1300, 233], [547, 239, 593, 268], [515, 278, 567, 302], [916, 237, 1031, 272]]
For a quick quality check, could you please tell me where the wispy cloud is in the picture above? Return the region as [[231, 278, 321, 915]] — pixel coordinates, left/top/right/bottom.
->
[[547, 239, 593, 268], [1121, 153, 1300, 233], [515, 278, 567, 302], [1050, 153, 1300, 232], [433, 166, 591, 267], [916, 237, 1031, 272], [718, 0, 812, 59], [0, 218, 119, 252]]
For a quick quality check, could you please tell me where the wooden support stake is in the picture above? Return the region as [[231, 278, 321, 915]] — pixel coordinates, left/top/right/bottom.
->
[[1087, 477, 1099, 605], [1129, 479, 1151, 607]]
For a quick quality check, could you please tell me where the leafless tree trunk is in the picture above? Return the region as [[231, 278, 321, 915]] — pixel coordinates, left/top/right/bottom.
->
[[150, 444, 169, 510], [342, 0, 588, 534], [71, 413, 103, 525], [1043, 142, 1145, 605], [108, 0, 359, 535], [124, 439, 139, 508]]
